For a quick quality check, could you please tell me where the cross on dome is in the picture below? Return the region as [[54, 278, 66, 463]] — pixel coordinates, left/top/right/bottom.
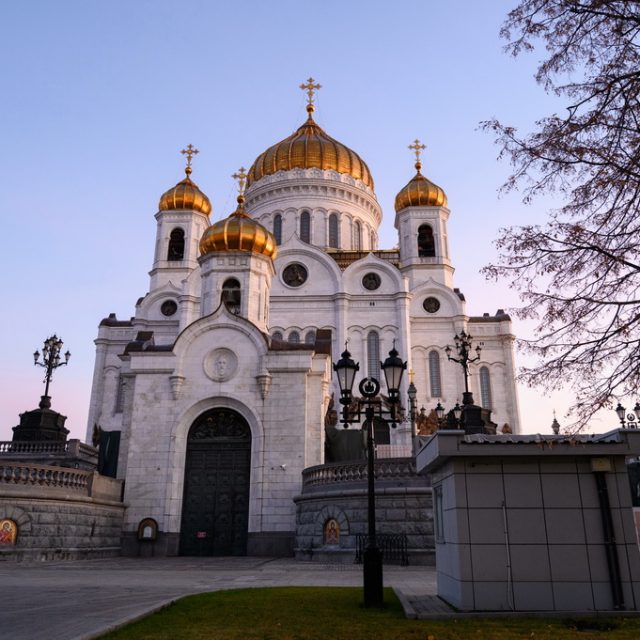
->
[[300, 77, 321, 114], [232, 167, 248, 196], [408, 139, 426, 172], [180, 144, 199, 176]]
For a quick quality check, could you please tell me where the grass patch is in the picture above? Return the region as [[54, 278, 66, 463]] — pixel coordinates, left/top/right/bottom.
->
[[99, 587, 640, 640]]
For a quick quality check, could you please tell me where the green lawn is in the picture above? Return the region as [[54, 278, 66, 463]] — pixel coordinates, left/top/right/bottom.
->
[[98, 587, 640, 640]]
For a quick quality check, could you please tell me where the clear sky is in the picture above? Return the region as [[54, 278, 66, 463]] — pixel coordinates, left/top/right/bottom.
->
[[0, 0, 614, 440]]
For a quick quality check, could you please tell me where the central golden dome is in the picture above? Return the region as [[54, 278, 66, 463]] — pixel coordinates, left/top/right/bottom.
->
[[200, 196, 277, 259], [247, 105, 374, 190]]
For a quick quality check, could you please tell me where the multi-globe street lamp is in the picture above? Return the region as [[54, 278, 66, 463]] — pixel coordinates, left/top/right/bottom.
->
[[615, 402, 640, 429], [33, 335, 71, 408], [332, 343, 407, 608]]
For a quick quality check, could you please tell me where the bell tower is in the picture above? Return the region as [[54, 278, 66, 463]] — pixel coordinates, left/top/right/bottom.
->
[[149, 145, 212, 292], [394, 140, 454, 287]]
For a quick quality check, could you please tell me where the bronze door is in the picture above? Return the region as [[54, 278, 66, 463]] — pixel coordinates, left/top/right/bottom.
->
[[180, 408, 251, 556]]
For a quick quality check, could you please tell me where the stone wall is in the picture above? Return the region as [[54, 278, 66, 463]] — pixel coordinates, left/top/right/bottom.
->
[[0, 466, 124, 562], [294, 458, 434, 565]]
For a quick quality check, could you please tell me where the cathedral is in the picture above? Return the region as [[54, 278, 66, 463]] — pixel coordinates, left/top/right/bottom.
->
[[86, 80, 520, 557]]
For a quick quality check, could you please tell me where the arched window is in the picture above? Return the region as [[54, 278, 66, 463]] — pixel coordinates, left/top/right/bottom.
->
[[272, 331, 283, 341], [167, 228, 185, 261], [429, 350, 442, 397], [367, 331, 380, 381], [418, 224, 435, 257], [370, 230, 376, 249], [300, 211, 311, 243], [328, 213, 339, 248], [221, 278, 241, 314], [354, 220, 362, 250], [480, 366, 492, 409], [305, 330, 316, 345], [289, 331, 300, 344], [273, 214, 282, 245]]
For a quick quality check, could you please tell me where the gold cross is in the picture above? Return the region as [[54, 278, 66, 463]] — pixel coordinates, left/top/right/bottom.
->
[[232, 167, 248, 196], [180, 144, 199, 169], [408, 139, 426, 166], [409, 369, 415, 384], [300, 77, 321, 106]]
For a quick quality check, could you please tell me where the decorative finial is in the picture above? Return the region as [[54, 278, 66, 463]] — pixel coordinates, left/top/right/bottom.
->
[[232, 167, 248, 198], [180, 144, 199, 177], [300, 77, 321, 115], [408, 139, 426, 172]]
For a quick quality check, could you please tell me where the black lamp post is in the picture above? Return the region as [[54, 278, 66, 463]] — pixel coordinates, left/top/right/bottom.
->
[[332, 343, 406, 608], [33, 335, 71, 409], [445, 330, 481, 406], [615, 402, 640, 429]]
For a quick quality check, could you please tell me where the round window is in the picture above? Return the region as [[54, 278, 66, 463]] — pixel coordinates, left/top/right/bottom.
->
[[161, 300, 178, 316], [362, 272, 381, 290], [423, 297, 440, 313], [282, 263, 308, 287]]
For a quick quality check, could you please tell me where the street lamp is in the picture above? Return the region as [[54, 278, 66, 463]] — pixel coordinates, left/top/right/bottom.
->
[[615, 402, 640, 429], [445, 330, 482, 406], [407, 372, 417, 453], [332, 343, 407, 608], [34, 335, 71, 409]]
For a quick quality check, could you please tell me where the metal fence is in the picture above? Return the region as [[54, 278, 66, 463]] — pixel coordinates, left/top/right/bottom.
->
[[354, 533, 409, 566]]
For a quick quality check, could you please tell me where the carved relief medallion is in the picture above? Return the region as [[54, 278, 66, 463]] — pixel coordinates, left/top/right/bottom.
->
[[282, 263, 308, 287], [423, 297, 440, 313], [362, 272, 381, 290], [204, 347, 238, 382]]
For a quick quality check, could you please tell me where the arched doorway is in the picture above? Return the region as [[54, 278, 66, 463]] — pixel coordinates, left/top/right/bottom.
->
[[180, 408, 251, 556]]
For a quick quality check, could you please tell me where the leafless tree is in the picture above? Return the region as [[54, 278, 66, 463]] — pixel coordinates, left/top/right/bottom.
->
[[482, 1, 640, 428]]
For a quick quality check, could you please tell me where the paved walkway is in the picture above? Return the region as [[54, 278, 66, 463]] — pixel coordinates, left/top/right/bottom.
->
[[0, 557, 437, 640]]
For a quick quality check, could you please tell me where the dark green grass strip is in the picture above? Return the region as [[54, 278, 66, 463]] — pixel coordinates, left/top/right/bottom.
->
[[99, 587, 640, 640]]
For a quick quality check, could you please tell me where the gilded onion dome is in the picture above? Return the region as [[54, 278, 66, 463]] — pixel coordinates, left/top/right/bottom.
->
[[394, 158, 447, 211], [247, 103, 374, 190], [199, 195, 277, 259], [159, 165, 212, 216]]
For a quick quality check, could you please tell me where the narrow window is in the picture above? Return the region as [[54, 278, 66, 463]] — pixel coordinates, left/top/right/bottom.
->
[[114, 374, 126, 413], [367, 331, 380, 381], [480, 366, 492, 409], [272, 331, 283, 341], [289, 331, 300, 344], [354, 220, 362, 250], [274, 214, 282, 245], [418, 224, 435, 257], [370, 230, 376, 250], [300, 211, 311, 243], [429, 350, 442, 397], [167, 228, 185, 260], [221, 278, 241, 314], [328, 213, 339, 248], [305, 330, 316, 345]]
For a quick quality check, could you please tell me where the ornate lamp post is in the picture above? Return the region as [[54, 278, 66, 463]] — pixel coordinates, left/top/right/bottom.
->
[[407, 371, 418, 453], [445, 330, 481, 406], [333, 343, 406, 608], [615, 402, 640, 429], [33, 335, 71, 409]]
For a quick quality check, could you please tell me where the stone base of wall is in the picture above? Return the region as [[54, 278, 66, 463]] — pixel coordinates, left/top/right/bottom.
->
[[294, 486, 434, 565], [248, 531, 294, 557], [0, 496, 125, 562]]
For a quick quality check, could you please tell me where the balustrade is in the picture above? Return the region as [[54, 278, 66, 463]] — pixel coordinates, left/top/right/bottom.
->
[[0, 462, 91, 493], [302, 457, 416, 488]]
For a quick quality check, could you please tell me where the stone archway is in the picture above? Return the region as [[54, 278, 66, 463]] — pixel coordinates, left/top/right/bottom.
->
[[179, 407, 251, 556]]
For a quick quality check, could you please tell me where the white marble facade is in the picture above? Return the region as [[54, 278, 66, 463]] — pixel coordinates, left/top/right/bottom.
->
[[86, 103, 521, 555]]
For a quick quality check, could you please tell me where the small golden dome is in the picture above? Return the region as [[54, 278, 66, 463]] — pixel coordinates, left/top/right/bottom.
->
[[159, 166, 212, 215], [394, 160, 447, 211], [199, 196, 277, 259], [247, 105, 374, 190]]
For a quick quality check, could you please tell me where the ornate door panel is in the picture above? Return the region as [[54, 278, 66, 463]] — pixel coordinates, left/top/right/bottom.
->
[[180, 408, 251, 556]]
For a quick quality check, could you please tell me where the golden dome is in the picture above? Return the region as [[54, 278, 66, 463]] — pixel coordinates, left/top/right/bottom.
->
[[159, 166, 212, 216], [247, 105, 374, 190], [200, 196, 277, 259], [394, 160, 447, 211]]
